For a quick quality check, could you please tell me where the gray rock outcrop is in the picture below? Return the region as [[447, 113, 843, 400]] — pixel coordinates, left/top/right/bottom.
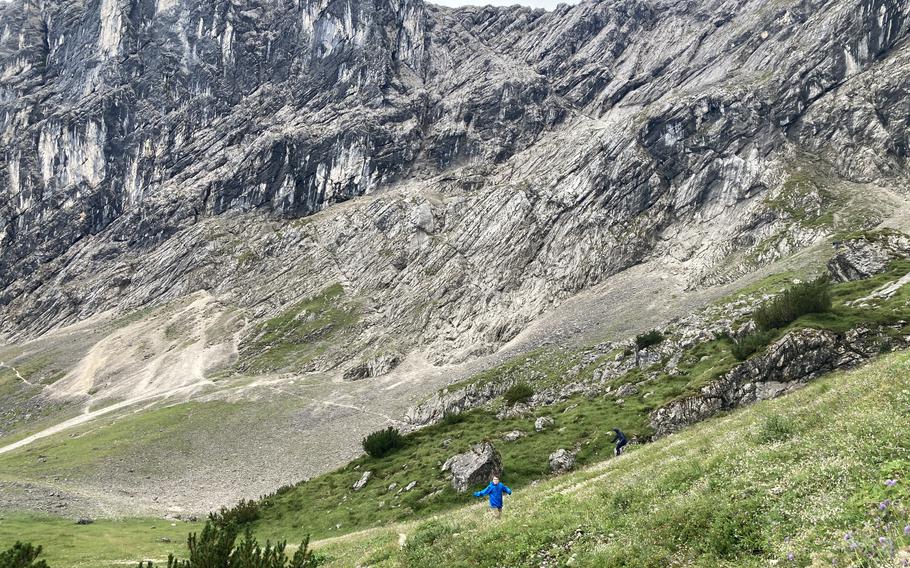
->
[[441, 442, 503, 492], [352, 470, 372, 491], [649, 326, 908, 437], [343, 354, 401, 381], [2, 0, 909, 372], [502, 430, 525, 442], [828, 232, 910, 282], [535, 416, 555, 432], [548, 449, 576, 474], [406, 382, 513, 426]]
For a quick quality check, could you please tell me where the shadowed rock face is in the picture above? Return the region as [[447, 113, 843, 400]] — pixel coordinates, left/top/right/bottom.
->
[[1, 0, 909, 364], [649, 325, 910, 437]]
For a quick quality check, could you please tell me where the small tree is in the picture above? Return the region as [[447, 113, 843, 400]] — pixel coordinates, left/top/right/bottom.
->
[[753, 277, 831, 331], [503, 383, 534, 405], [362, 426, 405, 458], [635, 330, 664, 350], [0, 542, 50, 568], [730, 331, 775, 361], [139, 519, 318, 568]]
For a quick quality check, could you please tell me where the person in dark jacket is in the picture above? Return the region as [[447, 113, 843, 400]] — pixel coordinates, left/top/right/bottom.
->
[[473, 475, 512, 518], [611, 428, 628, 456]]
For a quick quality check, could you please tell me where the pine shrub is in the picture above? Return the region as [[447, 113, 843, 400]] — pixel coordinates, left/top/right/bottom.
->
[[635, 330, 664, 350], [730, 331, 775, 361], [441, 411, 465, 426], [502, 383, 534, 405], [362, 426, 404, 458], [217, 499, 260, 526], [0, 542, 50, 568], [753, 276, 832, 331], [138, 521, 318, 568]]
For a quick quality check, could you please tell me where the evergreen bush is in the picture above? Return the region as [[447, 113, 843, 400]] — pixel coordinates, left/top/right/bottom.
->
[[635, 330, 664, 350], [218, 499, 260, 526], [137, 520, 318, 568], [502, 383, 534, 405], [730, 331, 775, 361], [362, 426, 404, 458], [0, 542, 50, 568], [441, 411, 465, 426], [753, 277, 832, 331]]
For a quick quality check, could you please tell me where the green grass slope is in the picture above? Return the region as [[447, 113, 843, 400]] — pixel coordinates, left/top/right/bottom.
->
[[249, 260, 910, 544], [314, 349, 910, 567], [4, 349, 907, 567]]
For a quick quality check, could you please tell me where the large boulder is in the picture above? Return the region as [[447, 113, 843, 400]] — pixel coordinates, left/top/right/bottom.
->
[[548, 449, 576, 474], [535, 416, 555, 432], [441, 442, 503, 492], [352, 471, 372, 491], [827, 232, 910, 282]]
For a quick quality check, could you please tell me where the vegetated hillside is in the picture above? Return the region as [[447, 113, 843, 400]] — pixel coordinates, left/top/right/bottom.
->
[[235, 231, 910, 542], [3, 0, 910, 527], [3, 341, 908, 567], [313, 349, 910, 567], [4, 230, 908, 568], [0, 228, 908, 526]]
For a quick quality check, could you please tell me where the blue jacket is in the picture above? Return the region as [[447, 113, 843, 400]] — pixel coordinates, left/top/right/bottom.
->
[[474, 482, 512, 508]]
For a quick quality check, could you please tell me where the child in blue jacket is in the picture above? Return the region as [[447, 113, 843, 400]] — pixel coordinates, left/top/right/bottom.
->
[[474, 475, 512, 518]]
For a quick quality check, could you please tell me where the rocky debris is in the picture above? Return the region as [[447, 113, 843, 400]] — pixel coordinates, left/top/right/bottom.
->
[[343, 354, 401, 381], [502, 430, 526, 442], [548, 449, 576, 474], [352, 471, 372, 491], [650, 326, 909, 437], [535, 416, 555, 432], [407, 382, 514, 427], [441, 442, 503, 492], [403, 481, 417, 492], [496, 402, 532, 420], [828, 232, 910, 282], [387, 483, 398, 492], [75, 518, 94, 525], [614, 383, 639, 398]]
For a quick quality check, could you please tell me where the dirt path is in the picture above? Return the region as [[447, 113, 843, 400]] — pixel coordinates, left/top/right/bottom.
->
[[0, 382, 208, 456], [0, 360, 33, 387]]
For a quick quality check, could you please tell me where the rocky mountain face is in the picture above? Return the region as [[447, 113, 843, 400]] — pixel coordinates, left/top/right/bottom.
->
[[2, 0, 909, 370]]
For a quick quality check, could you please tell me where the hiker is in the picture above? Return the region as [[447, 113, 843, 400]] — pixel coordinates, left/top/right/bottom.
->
[[611, 428, 628, 456], [473, 474, 512, 519]]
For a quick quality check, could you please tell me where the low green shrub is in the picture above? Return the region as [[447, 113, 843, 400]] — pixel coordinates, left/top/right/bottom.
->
[[730, 330, 775, 361], [754, 276, 832, 331], [138, 521, 318, 568], [664, 496, 768, 560], [635, 330, 665, 350], [441, 411, 465, 426], [0, 542, 50, 568], [758, 414, 795, 443], [214, 499, 260, 526], [362, 426, 405, 458], [503, 383, 534, 405]]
